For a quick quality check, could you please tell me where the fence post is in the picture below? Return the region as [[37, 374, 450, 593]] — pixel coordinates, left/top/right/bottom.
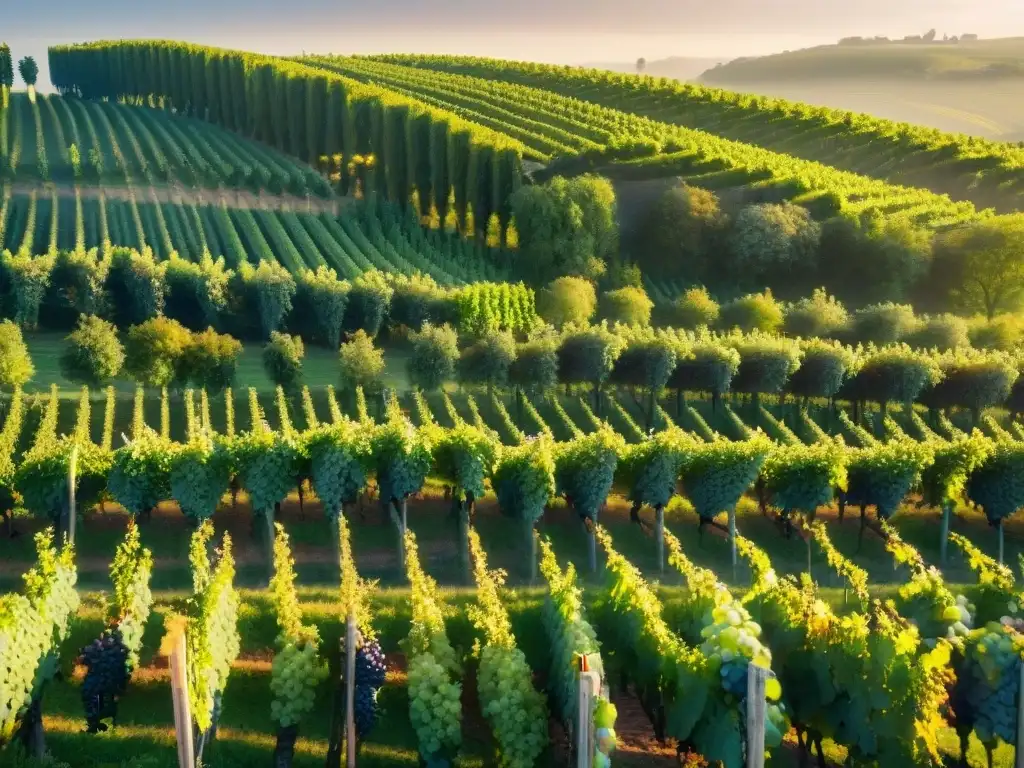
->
[[66, 443, 78, 546], [163, 617, 195, 768], [576, 657, 599, 768], [345, 612, 358, 768], [746, 665, 770, 768]]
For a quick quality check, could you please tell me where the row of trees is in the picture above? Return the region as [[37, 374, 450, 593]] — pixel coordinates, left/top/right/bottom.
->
[[636, 184, 1024, 316], [47, 41, 524, 240]]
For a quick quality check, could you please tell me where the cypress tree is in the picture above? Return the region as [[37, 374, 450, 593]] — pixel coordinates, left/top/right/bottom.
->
[[0, 44, 13, 100], [494, 148, 522, 236], [448, 130, 471, 232], [352, 97, 372, 155], [306, 75, 328, 165], [383, 105, 409, 205], [409, 111, 433, 217], [218, 52, 235, 130], [269, 70, 289, 151], [429, 120, 450, 225], [287, 74, 307, 161], [191, 53, 208, 119], [205, 52, 222, 125], [472, 145, 495, 238]]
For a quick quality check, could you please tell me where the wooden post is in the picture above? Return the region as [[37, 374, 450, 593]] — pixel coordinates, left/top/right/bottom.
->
[[746, 665, 770, 768], [730, 509, 738, 582], [1016, 659, 1024, 768], [940, 501, 952, 564], [655, 506, 665, 575], [162, 617, 195, 768], [66, 443, 78, 546], [345, 613, 357, 768], [576, 662, 599, 768]]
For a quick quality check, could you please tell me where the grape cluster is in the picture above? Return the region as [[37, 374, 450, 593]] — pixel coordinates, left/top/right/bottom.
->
[[80, 627, 131, 733], [408, 653, 462, 758], [355, 640, 387, 688], [961, 622, 1024, 745], [270, 639, 326, 728], [352, 638, 387, 739]]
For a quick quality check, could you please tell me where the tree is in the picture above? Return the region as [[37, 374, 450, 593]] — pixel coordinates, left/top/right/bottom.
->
[[231, 259, 295, 340], [163, 253, 230, 332], [17, 56, 37, 93], [343, 270, 393, 337], [407, 323, 459, 392], [600, 286, 654, 326], [907, 314, 970, 351], [180, 328, 242, 392], [509, 175, 617, 281], [557, 324, 625, 412], [0, 250, 54, 329], [124, 316, 192, 388], [675, 286, 720, 329], [105, 247, 165, 329], [848, 302, 917, 345], [338, 330, 385, 393], [263, 332, 305, 392], [509, 335, 559, 398], [931, 218, 1024, 319], [0, 44, 13, 103], [726, 202, 820, 294], [459, 330, 517, 392], [719, 291, 784, 333], [634, 185, 727, 284], [388, 273, 443, 331], [636, 57, 647, 74], [293, 266, 349, 348], [59, 315, 124, 387], [0, 320, 33, 388], [782, 289, 848, 338], [536, 276, 597, 327]]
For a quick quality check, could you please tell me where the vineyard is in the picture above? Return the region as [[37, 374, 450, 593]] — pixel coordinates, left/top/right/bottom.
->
[[369, 54, 1024, 215]]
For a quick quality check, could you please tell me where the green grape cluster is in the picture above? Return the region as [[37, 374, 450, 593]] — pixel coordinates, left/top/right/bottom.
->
[[960, 622, 1024, 746], [492, 436, 556, 525], [108, 431, 173, 516], [679, 436, 771, 522], [966, 440, 1024, 527], [108, 522, 154, 670], [169, 439, 233, 522], [233, 428, 301, 516], [408, 652, 462, 760], [270, 636, 327, 728], [306, 422, 370, 518], [468, 530, 548, 767]]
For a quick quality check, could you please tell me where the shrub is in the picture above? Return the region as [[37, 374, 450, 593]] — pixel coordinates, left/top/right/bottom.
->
[[293, 266, 349, 348], [667, 340, 740, 404], [844, 345, 943, 410], [634, 184, 727, 283], [782, 289, 849, 338], [262, 332, 305, 392], [600, 286, 654, 326], [556, 324, 625, 392], [407, 323, 459, 392], [163, 253, 230, 332], [969, 314, 1022, 351], [0, 320, 33, 388], [536, 276, 597, 327], [388, 273, 443, 331], [459, 330, 517, 391], [674, 286, 719, 329], [923, 350, 1018, 417], [719, 291, 784, 333], [232, 260, 296, 340], [124, 316, 192, 388], [729, 333, 802, 398], [338, 329, 385, 393], [180, 328, 242, 392], [344, 270, 393, 337], [726, 202, 820, 290], [906, 313, 970, 351], [42, 248, 108, 329], [59, 315, 124, 387], [105, 247, 165, 328], [787, 339, 856, 401], [509, 335, 559, 396], [848, 302, 917, 345], [0, 250, 55, 329]]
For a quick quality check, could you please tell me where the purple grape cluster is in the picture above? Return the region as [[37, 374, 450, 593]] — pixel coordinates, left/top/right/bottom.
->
[[79, 627, 130, 733], [355, 639, 387, 689], [353, 684, 379, 739]]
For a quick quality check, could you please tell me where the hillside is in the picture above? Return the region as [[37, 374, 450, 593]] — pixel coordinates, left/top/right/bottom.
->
[[700, 37, 1024, 83], [373, 53, 1024, 213], [585, 56, 724, 81]]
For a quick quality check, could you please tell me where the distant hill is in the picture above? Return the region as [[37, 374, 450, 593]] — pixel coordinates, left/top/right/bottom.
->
[[583, 56, 724, 82], [700, 37, 1024, 83]]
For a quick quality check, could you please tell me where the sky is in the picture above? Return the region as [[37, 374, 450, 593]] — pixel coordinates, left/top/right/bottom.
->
[[6, 0, 1024, 90]]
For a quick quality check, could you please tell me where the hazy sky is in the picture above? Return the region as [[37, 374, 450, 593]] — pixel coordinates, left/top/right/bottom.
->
[[7, 0, 1024, 89]]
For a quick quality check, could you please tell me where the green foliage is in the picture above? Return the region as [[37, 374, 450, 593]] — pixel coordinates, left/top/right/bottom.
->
[[105, 247, 165, 328], [729, 332, 802, 397], [846, 345, 943, 408], [782, 288, 849, 338], [305, 419, 370, 518], [458, 330, 517, 391], [619, 426, 696, 509], [509, 335, 559, 396], [844, 439, 934, 519], [556, 323, 624, 389], [369, 415, 432, 505], [611, 332, 678, 393], [0, 44, 12, 90], [762, 441, 847, 517], [124, 316, 191, 388], [849, 302, 917, 345], [0, 320, 34, 388], [669, 338, 740, 402], [179, 328, 241, 393], [388, 273, 443, 331], [262, 332, 305, 392], [718, 291, 783, 333], [680, 436, 771, 521], [338, 329, 385, 394], [493, 435, 556, 524], [554, 426, 625, 521], [43, 248, 108, 327], [59, 314, 124, 387], [293, 266, 349, 348], [787, 339, 856, 401], [17, 56, 38, 87], [970, 314, 1023, 351], [162, 253, 230, 332], [407, 323, 459, 392], [967, 440, 1024, 526], [233, 259, 296, 340], [107, 431, 173, 516], [0, 250, 54, 329], [233, 413, 301, 516], [467, 530, 549, 767], [600, 285, 653, 326], [635, 184, 726, 284], [109, 522, 154, 669], [536, 276, 596, 328], [429, 421, 497, 500], [726, 202, 820, 291], [168, 434, 232, 522], [674, 286, 720, 330], [344, 270, 393, 338], [453, 282, 536, 337], [924, 350, 1018, 415], [920, 432, 992, 508], [510, 174, 617, 281], [932, 217, 1024, 319], [907, 313, 970, 351]]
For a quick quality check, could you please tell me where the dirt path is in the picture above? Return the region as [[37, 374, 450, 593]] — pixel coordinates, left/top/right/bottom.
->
[[10, 180, 352, 215]]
